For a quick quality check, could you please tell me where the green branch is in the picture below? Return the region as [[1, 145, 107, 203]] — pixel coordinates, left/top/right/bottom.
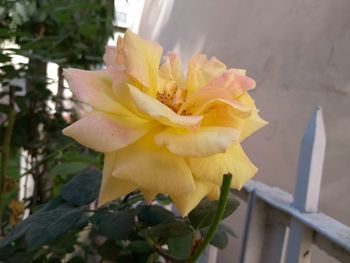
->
[[189, 173, 232, 263]]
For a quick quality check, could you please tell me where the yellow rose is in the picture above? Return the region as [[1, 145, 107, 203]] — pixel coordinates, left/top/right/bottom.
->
[[62, 30, 267, 216]]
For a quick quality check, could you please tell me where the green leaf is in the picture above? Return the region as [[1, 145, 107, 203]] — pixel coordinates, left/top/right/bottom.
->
[[97, 210, 135, 241], [188, 193, 240, 229], [167, 233, 193, 260], [128, 240, 152, 254], [97, 240, 121, 261], [49, 231, 77, 254], [142, 222, 193, 238], [50, 162, 89, 177], [61, 168, 102, 205], [67, 256, 86, 263], [40, 196, 66, 211], [0, 216, 33, 248], [25, 206, 83, 250], [200, 224, 236, 250], [137, 205, 175, 226], [220, 224, 237, 238]]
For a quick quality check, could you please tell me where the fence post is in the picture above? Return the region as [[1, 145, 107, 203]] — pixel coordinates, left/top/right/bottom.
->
[[239, 190, 287, 263], [286, 107, 326, 263]]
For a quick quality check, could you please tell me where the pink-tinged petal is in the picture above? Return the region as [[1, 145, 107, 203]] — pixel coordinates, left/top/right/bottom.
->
[[206, 69, 256, 97], [103, 46, 117, 66], [62, 111, 153, 153], [170, 180, 216, 216], [194, 98, 252, 118], [107, 67, 143, 115], [128, 84, 202, 128], [159, 52, 185, 88], [98, 152, 137, 206], [186, 54, 227, 96], [117, 30, 163, 96], [190, 143, 258, 190], [155, 127, 240, 157], [180, 70, 255, 115], [111, 134, 195, 195], [180, 84, 252, 118], [64, 68, 133, 116]]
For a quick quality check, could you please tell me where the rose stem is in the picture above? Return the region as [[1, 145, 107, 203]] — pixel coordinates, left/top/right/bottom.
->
[[189, 173, 232, 263]]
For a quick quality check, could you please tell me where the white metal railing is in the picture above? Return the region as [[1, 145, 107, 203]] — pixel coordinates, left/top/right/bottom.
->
[[208, 107, 350, 262]]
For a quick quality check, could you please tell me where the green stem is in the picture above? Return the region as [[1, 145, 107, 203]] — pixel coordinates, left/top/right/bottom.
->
[[189, 173, 232, 263], [20, 142, 75, 177]]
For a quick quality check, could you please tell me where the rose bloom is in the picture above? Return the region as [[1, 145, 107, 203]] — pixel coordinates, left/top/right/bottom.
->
[[63, 30, 267, 216]]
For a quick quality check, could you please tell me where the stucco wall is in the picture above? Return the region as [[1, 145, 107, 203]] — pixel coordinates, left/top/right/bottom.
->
[[137, 1, 350, 262]]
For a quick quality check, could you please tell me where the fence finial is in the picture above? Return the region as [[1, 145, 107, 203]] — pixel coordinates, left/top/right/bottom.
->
[[293, 107, 326, 213]]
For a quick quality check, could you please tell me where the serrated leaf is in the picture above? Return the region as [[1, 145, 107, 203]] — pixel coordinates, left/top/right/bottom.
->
[[66, 257, 86, 263], [97, 210, 135, 241], [142, 222, 193, 238], [128, 240, 152, 254], [0, 196, 68, 248], [200, 224, 236, 250], [137, 205, 175, 226], [220, 224, 237, 238], [97, 240, 121, 261], [61, 168, 101, 205], [25, 206, 83, 250], [188, 193, 240, 229], [40, 196, 66, 211], [0, 215, 34, 248], [200, 225, 228, 249], [167, 233, 193, 260]]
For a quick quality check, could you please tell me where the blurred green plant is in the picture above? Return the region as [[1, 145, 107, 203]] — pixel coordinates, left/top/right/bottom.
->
[[0, 0, 113, 238]]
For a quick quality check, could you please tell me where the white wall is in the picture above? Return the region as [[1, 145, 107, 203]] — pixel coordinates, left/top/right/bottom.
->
[[138, 1, 350, 262]]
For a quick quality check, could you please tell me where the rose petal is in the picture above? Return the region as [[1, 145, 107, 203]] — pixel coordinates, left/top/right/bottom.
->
[[207, 186, 220, 200], [64, 68, 133, 116], [155, 127, 240, 157], [98, 152, 138, 206], [194, 98, 252, 118], [170, 180, 216, 216], [103, 46, 117, 66], [186, 54, 227, 96], [62, 111, 153, 152], [112, 134, 195, 195], [140, 189, 158, 204], [159, 52, 185, 88], [128, 84, 202, 128], [235, 93, 268, 141], [207, 69, 256, 97], [117, 30, 163, 96], [190, 143, 258, 190]]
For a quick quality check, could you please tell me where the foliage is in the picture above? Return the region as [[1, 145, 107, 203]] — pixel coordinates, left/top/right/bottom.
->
[[0, 168, 240, 262], [0, 0, 113, 226], [0, 0, 112, 258]]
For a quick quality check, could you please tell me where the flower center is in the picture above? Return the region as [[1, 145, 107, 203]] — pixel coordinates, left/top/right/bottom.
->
[[156, 86, 186, 113]]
